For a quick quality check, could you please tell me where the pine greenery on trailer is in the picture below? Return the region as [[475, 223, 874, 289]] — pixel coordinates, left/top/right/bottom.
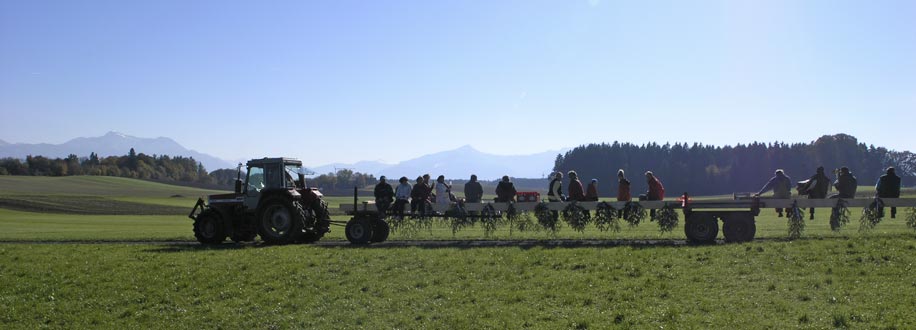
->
[[593, 202, 622, 233], [859, 199, 885, 232], [622, 202, 647, 227], [907, 207, 916, 231], [534, 202, 561, 234], [787, 202, 805, 240], [829, 199, 851, 232], [653, 204, 679, 233], [562, 201, 590, 233]]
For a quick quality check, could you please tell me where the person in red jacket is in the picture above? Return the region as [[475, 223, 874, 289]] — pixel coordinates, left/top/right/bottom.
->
[[567, 171, 586, 201], [617, 169, 632, 218], [646, 171, 665, 218], [585, 179, 599, 201]]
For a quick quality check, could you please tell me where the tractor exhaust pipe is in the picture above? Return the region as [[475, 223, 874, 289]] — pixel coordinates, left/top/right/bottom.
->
[[354, 186, 358, 212]]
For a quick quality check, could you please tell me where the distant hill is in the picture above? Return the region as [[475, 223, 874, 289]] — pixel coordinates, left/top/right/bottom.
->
[[309, 145, 568, 180], [0, 132, 234, 171]]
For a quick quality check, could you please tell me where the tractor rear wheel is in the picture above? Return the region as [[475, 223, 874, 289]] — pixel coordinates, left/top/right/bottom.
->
[[345, 217, 374, 244], [371, 219, 390, 243], [194, 210, 227, 244], [257, 197, 305, 245], [684, 213, 718, 244], [723, 214, 756, 243]]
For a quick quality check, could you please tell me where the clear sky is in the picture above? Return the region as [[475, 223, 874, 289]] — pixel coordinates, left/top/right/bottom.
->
[[2, 0, 914, 165]]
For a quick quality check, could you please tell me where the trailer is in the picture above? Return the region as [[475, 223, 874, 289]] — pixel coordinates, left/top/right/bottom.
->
[[340, 194, 916, 244]]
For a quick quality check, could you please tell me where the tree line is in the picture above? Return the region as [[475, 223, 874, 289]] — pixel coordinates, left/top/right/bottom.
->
[[0, 148, 222, 185], [553, 134, 915, 197]]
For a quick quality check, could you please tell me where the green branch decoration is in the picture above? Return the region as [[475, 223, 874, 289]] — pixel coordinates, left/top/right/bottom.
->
[[654, 204, 679, 233], [534, 202, 560, 234], [623, 202, 646, 227], [829, 199, 850, 232], [859, 198, 884, 232], [594, 202, 621, 233], [787, 200, 805, 239], [562, 201, 590, 233]]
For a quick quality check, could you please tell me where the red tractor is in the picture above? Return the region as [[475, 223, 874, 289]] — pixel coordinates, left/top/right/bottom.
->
[[188, 157, 331, 244]]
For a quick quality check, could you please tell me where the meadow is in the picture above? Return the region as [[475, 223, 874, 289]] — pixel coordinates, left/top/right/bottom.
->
[[2, 176, 916, 329]]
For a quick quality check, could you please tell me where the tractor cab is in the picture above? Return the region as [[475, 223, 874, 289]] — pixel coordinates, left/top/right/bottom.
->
[[241, 158, 307, 210]]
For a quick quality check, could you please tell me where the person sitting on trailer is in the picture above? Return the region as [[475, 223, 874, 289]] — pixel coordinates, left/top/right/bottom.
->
[[434, 175, 451, 206], [876, 167, 902, 218], [830, 167, 858, 199], [464, 174, 483, 203], [373, 176, 395, 214], [393, 177, 412, 219], [495, 175, 517, 202], [646, 171, 665, 218], [803, 166, 831, 220], [567, 171, 586, 201], [547, 172, 564, 223], [755, 169, 792, 217], [585, 179, 599, 201], [411, 176, 427, 217], [617, 169, 632, 218]]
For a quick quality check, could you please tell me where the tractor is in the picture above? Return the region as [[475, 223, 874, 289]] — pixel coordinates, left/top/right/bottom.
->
[[188, 157, 331, 245]]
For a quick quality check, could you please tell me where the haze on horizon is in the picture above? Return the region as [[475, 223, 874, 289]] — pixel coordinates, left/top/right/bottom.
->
[[2, 1, 914, 165]]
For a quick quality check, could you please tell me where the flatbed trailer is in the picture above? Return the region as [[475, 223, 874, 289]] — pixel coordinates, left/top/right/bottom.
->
[[340, 194, 916, 244]]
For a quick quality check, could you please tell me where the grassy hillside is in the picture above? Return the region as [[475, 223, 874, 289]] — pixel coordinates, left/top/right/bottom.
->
[[0, 176, 228, 197]]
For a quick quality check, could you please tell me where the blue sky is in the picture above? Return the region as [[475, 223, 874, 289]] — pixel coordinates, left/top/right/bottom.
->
[[2, 0, 914, 165]]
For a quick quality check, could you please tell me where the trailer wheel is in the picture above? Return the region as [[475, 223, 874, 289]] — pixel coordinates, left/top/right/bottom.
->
[[194, 210, 227, 244], [257, 197, 305, 245], [684, 213, 718, 244], [346, 217, 374, 244], [371, 219, 390, 243], [723, 214, 756, 243]]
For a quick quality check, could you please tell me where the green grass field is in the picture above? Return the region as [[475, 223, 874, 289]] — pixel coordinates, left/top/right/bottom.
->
[[2, 176, 916, 329]]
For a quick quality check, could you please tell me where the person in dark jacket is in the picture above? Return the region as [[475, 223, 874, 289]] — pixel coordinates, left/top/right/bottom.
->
[[876, 167, 902, 218], [410, 176, 427, 217], [585, 179, 599, 201], [567, 171, 585, 201], [755, 169, 792, 217], [495, 175, 517, 202], [646, 171, 665, 218], [830, 167, 858, 199], [374, 176, 395, 214], [464, 174, 483, 203], [547, 172, 564, 222], [548, 172, 564, 202], [804, 166, 831, 219]]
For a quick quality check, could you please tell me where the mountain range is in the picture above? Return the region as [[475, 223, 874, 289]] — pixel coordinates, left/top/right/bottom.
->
[[0, 132, 234, 171], [309, 145, 567, 180], [1, 133, 565, 179]]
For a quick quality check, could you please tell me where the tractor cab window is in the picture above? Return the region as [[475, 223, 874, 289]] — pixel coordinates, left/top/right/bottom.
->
[[247, 166, 265, 193], [262, 164, 283, 189], [285, 165, 303, 188]]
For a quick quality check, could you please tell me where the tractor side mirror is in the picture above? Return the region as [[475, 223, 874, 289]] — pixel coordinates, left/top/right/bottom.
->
[[234, 179, 242, 194]]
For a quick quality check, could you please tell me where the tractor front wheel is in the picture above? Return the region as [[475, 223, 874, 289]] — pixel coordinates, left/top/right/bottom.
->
[[194, 210, 227, 245], [346, 217, 374, 244]]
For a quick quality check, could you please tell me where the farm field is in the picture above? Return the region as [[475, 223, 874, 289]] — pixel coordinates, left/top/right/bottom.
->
[[3, 237, 916, 329], [2, 176, 916, 329]]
